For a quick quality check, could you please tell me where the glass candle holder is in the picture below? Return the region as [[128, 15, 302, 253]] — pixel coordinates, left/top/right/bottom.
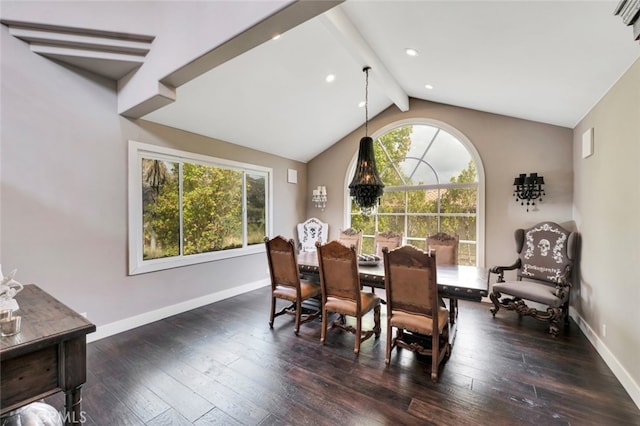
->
[[0, 315, 21, 336]]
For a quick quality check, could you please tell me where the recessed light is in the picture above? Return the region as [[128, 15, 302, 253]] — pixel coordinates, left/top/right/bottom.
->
[[405, 48, 418, 57], [325, 74, 336, 83], [425, 84, 434, 90], [272, 34, 281, 41]]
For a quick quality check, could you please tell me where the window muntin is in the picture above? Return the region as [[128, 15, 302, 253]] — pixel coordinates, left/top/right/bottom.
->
[[129, 141, 271, 275], [349, 124, 479, 266]]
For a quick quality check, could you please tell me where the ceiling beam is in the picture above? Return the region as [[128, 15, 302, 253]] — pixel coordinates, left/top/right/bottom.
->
[[320, 7, 409, 112]]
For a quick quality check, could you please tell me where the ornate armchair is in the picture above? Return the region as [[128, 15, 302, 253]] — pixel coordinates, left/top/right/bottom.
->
[[488, 222, 578, 336], [296, 217, 329, 252]]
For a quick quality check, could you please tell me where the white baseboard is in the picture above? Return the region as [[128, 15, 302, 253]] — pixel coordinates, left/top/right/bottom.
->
[[570, 308, 640, 410], [88, 278, 270, 343]]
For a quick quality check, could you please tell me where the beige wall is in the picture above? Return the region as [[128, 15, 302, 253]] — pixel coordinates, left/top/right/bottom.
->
[[0, 25, 307, 329], [573, 58, 640, 396], [307, 98, 574, 269]]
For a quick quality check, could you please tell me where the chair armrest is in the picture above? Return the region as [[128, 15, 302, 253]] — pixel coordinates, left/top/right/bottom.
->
[[488, 259, 521, 283], [554, 265, 573, 299]]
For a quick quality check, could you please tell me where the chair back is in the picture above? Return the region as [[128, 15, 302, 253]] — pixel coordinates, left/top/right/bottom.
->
[[426, 232, 459, 266], [338, 228, 363, 253], [374, 231, 403, 257], [316, 240, 361, 305], [264, 236, 301, 292], [515, 222, 578, 285], [297, 217, 329, 252], [383, 245, 439, 320]]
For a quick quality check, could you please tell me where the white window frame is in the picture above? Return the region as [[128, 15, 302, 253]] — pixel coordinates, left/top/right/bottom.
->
[[343, 118, 486, 266], [128, 140, 272, 275]]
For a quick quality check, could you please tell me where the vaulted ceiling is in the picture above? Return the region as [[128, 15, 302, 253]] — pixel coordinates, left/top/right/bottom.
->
[[8, 1, 638, 163]]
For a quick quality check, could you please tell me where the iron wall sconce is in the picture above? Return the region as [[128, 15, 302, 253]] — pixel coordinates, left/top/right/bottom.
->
[[513, 173, 545, 211]]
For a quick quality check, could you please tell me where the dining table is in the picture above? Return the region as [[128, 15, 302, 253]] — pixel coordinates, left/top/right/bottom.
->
[[296, 250, 489, 344]]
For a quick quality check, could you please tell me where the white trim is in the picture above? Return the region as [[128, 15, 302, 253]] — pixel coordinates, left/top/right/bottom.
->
[[128, 140, 272, 275], [88, 278, 270, 343], [570, 308, 640, 410], [344, 118, 486, 266]]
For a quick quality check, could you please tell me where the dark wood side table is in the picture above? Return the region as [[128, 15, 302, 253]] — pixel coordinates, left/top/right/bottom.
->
[[1, 284, 96, 425]]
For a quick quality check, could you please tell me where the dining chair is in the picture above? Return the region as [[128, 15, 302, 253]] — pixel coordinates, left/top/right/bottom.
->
[[426, 232, 460, 316], [338, 228, 363, 253], [296, 217, 329, 252], [374, 230, 403, 258], [315, 240, 381, 354], [426, 232, 459, 266], [264, 236, 321, 335], [383, 244, 450, 382]]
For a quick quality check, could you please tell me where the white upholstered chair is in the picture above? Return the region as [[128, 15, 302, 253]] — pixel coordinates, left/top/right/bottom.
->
[[296, 217, 329, 252]]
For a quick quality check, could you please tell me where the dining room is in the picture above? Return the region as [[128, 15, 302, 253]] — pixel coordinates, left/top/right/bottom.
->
[[1, 0, 639, 424]]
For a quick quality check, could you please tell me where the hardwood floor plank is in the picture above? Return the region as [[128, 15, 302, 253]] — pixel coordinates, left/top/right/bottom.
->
[[147, 408, 193, 426], [70, 287, 639, 425], [81, 382, 146, 426], [194, 408, 244, 426]]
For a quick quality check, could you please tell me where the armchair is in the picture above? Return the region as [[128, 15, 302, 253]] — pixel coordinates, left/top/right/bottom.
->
[[488, 222, 578, 336]]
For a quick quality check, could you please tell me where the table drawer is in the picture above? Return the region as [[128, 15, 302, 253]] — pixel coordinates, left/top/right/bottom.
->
[[1, 346, 59, 409]]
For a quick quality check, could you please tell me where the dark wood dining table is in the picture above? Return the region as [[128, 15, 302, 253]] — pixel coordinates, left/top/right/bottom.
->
[[296, 250, 488, 343]]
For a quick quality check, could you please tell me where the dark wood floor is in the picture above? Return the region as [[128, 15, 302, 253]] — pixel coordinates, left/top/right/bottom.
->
[[47, 286, 640, 425]]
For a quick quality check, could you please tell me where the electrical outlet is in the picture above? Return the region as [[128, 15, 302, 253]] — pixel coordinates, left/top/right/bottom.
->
[[601, 324, 606, 337]]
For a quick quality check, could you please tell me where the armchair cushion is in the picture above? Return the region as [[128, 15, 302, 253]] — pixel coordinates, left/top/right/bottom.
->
[[492, 281, 567, 308]]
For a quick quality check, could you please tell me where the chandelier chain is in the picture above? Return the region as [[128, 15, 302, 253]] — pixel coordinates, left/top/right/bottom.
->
[[364, 66, 370, 136]]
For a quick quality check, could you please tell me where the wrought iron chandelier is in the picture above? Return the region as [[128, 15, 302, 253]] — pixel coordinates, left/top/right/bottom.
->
[[348, 66, 384, 215]]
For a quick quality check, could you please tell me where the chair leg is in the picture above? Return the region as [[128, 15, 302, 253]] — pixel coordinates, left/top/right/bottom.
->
[[431, 333, 439, 382], [269, 296, 276, 328], [320, 306, 327, 344], [374, 305, 381, 338], [489, 291, 502, 316], [354, 315, 362, 354], [385, 322, 393, 365], [294, 299, 302, 335], [549, 306, 562, 337]]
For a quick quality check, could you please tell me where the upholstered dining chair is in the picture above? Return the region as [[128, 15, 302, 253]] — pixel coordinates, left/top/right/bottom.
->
[[315, 240, 381, 354], [382, 244, 450, 382], [338, 228, 363, 253], [426, 232, 459, 266], [264, 236, 321, 335], [374, 230, 403, 258], [296, 217, 329, 252], [426, 232, 460, 316], [488, 221, 578, 336]]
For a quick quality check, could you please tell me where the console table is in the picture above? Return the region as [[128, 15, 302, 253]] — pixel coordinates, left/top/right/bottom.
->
[[0, 284, 96, 425]]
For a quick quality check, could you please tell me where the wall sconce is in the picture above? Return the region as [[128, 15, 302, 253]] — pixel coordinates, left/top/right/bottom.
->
[[513, 173, 545, 211], [312, 185, 327, 211]]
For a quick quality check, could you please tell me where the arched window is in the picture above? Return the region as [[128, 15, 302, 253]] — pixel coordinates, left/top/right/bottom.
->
[[346, 121, 484, 266]]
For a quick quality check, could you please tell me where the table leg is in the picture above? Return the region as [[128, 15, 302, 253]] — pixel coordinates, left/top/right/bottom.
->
[[63, 385, 85, 425], [449, 298, 459, 325]]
